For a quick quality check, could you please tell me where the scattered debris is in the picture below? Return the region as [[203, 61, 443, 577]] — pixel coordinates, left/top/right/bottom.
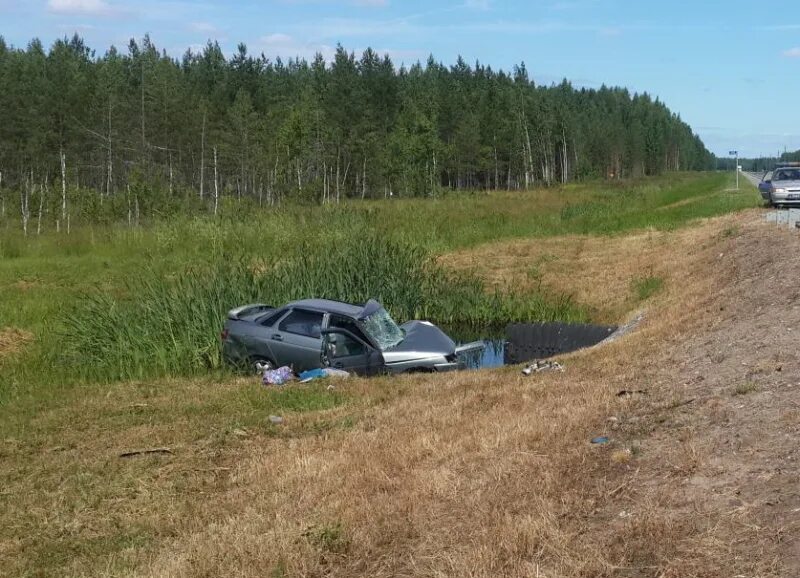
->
[[232, 428, 249, 437], [119, 447, 173, 458], [299, 368, 328, 383], [323, 368, 351, 379], [299, 368, 351, 383], [591, 436, 610, 445], [268, 415, 284, 425], [522, 360, 564, 375], [263, 366, 295, 386], [617, 389, 648, 398]]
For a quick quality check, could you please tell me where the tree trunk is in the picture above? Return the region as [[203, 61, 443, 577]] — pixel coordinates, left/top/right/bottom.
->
[[107, 100, 113, 197], [323, 160, 328, 204], [140, 62, 147, 159], [213, 145, 219, 216], [296, 158, 302, 194], [200, 110, 206, 199], [493, 142, 499, 191], [60, 147, 67, 234], [361, 156, 367, 200], [21, 178, 30, 237], [37, 178, 47, 235]]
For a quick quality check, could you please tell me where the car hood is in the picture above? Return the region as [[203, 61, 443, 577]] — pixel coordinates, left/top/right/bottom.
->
[[381, 320, 456, 362]]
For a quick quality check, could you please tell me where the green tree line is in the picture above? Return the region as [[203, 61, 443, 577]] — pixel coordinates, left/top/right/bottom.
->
[[0, 34, 714, 230]]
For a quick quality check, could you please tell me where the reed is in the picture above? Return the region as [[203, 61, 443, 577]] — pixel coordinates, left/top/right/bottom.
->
[[57, 232, 585, 382]]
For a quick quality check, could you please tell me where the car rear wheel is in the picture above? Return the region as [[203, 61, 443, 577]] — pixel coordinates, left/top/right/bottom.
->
[[251, 357, 275, 374]]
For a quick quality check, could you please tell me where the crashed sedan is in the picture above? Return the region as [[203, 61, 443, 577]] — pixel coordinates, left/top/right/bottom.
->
[[221, 298, 481, 376]]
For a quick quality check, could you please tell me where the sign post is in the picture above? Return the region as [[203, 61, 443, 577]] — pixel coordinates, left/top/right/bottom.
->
[[729, 150, 739, 190]]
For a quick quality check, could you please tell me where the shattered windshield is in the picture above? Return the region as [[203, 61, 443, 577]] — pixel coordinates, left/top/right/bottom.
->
[[361, 308, 404, 351]]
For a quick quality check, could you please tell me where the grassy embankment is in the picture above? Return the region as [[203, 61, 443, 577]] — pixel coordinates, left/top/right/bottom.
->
[[0, 172, 762, 576], [1, 172, 754, 386]]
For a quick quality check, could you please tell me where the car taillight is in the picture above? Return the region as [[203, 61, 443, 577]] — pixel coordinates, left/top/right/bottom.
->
[[220, 328, 229, 341]]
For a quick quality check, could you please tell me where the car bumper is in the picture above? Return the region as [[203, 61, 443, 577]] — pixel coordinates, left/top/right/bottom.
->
[[769, 192, 800, 204]]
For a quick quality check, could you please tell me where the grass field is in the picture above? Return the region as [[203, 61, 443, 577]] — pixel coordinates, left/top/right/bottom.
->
[[0, 172, 763, 577], [0, 172, 757, 392]]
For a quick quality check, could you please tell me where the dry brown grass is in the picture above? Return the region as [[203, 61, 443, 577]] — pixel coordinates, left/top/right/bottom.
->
[[441, 215, 741, 323], [0, 327, 33, 359], [1, 211, 780, 577]]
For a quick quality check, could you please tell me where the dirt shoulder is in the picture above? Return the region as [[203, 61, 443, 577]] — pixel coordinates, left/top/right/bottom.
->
[[607, 210, 800, 577]]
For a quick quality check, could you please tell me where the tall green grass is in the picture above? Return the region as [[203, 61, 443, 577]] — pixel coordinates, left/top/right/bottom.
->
[[1, 171, 759, 389], [57, 233, 584, 382]]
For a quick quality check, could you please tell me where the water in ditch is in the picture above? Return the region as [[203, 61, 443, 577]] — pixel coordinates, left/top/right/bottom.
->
[[448, 322, 618, 370]]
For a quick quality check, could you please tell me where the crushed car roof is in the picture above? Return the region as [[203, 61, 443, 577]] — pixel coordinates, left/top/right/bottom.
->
[[286, 298, 366, 317]]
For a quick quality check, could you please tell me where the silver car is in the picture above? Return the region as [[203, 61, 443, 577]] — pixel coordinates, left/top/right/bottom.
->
[[221, 298, 477, 376], [760, 167, 800, 207]]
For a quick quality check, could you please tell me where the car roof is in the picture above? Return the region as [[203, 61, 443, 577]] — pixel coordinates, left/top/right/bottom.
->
[[286, 298, 365, 317]]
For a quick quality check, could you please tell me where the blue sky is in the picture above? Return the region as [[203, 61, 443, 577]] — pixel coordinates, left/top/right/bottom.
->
[[1, 0, 799, 157]]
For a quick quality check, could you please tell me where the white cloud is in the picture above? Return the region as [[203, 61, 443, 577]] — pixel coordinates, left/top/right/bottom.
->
[[258, 33, 336, 60], [189, 21, 217, 33], [262, 33, 293, 44], [46, 0, 116, 16], [352, 0, 388, 6], [783, 47, 800, 58]]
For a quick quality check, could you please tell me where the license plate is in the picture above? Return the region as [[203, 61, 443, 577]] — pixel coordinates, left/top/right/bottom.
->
[[789, 194, 800, 200]]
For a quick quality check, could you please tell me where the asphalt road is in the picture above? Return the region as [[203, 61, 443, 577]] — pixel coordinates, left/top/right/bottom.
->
[[741, 170, 763, 187]]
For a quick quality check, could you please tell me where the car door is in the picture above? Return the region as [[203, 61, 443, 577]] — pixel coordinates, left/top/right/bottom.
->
[[243, 308, 290, 365], [322, 330, 385, 376], [759, 171, 773, 195], [273, 308, 325, 371]]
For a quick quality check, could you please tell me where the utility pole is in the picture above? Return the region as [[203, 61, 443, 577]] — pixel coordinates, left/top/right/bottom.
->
[[729, 150, 739, 190]]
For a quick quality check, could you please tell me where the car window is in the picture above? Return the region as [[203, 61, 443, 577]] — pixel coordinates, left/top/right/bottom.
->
[[329, 315, 370, 344], [775, 169, 800, 181], [328, 332, 367, 358], [279, 310, 323, 338], [764, 171, 773, 182], [258, 309, 285, 327]]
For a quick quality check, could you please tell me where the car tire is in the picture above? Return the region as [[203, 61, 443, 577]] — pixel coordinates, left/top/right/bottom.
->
[[251, 357, 275, 374]]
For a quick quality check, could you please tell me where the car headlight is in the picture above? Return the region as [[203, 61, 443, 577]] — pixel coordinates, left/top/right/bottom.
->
[[774, 188, 787, 193]]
